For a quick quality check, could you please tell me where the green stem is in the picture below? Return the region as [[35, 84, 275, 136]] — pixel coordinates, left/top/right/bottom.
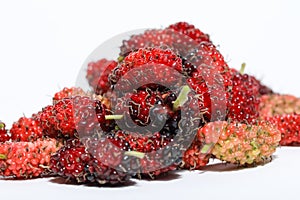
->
[[0, 123, 4, 129], [124, 151, 145, 159], [200, 143, 214, 154], [105, 115, 124, 120], [117, 56, 124, 63], [240, 63, 246, 74], [0, 154, 7, 160], [173, 85, 191, 111]]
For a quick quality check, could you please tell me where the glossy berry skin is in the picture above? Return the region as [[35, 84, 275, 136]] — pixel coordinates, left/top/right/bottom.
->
[[182, 43, 256, 125], [36, 96, 114, 140], [0, 138, 61, 179], [120, 29, 173, 57], [50, 138, 130, 185], [181, 42, 232, 122], [110, 47, 183, 92], [115, 89, 162, 128], [33, 105, 57, 137], [86, 59, 118, 95], [129, 89, 163, 126], [50, 139, 92, 182], [183, 42, 230, 76], [227, 72, 260, 124], [53, 87, 112, 109], [85, 158, 130, 185], [168, 22, 210, 44], [10, 117, 43, 142], [43, 98, 76, 138], [53, 87, 85, 104], [120, 22, 210, 62], [266, 114, 300, 146], [115, 87, 179, 135], [183, 43, 259, 125], [0, 121, 10, 143], [110, 131, 179, 179], [187, 68, 228, 122]]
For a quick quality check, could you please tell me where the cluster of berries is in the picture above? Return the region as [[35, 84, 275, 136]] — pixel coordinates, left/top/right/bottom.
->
[[0, 22, 298, 186]]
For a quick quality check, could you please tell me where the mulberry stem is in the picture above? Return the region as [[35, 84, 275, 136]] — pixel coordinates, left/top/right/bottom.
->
[[240, 63, 246, 74], [0, 154, 7, 160], [118, 56, 124, 63], [173, 85, 191, 111], [124, 151, 145, 159], [0, 122, 5, 129], [200, 143, 214, 154], [105, 115, 124, 120]]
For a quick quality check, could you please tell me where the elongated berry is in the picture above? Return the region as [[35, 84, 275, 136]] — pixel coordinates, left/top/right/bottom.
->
[[0, 138, 61, 179]]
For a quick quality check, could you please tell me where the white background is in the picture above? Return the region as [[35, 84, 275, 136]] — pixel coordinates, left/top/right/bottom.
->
[[0, 0, 300, 199]]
